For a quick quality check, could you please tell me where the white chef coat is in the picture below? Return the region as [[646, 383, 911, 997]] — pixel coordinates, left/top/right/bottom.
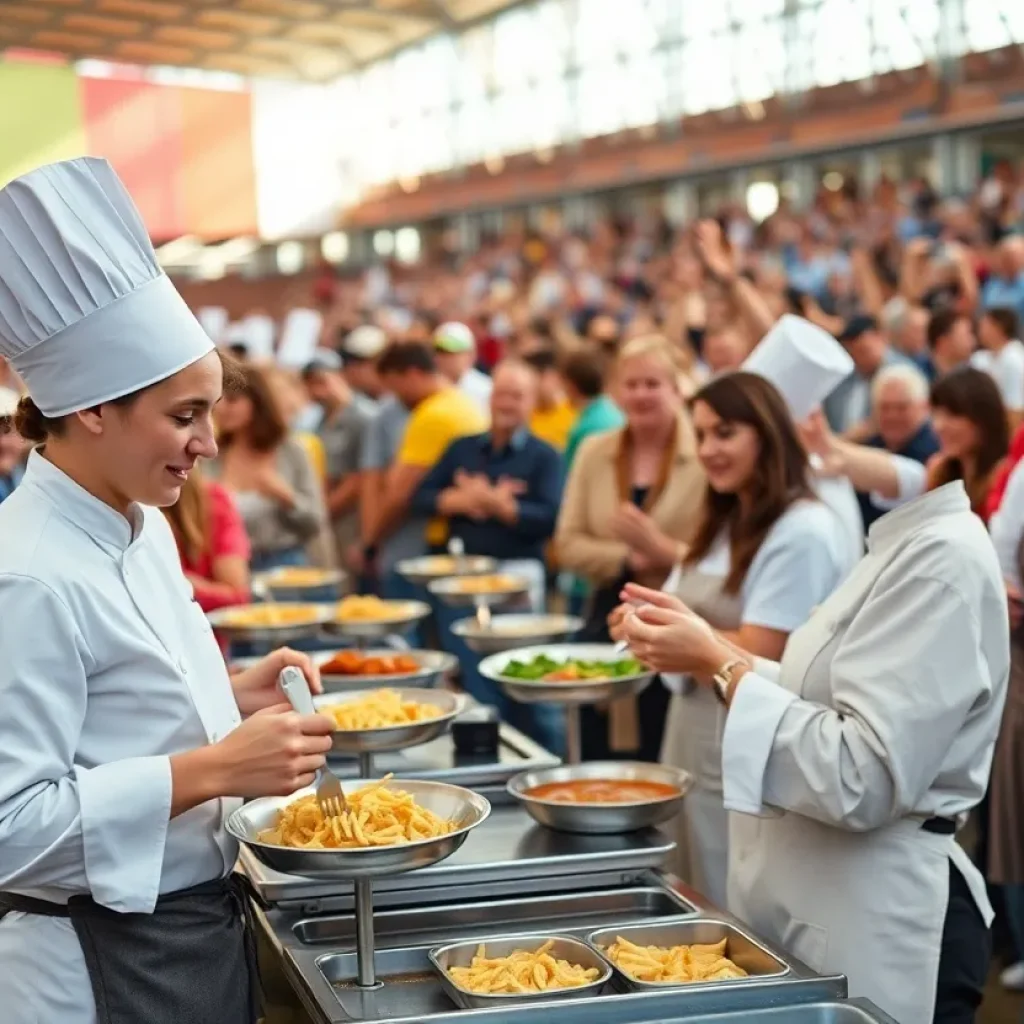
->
[[0, 450, 243, 1024], [972, 341, 1024, 412], [990, 457, 1024, 591], [721, 483, 1009, 1024]]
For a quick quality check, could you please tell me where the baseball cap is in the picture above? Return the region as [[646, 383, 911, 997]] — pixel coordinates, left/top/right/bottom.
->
[[341, 325, 388, 360], [433, 321, 475, 354], [837, 314, 879, 345], [304, 348, 343, 374]]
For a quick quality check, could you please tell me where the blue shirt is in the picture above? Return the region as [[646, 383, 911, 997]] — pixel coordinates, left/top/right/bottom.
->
[[0, 463, 23, 504], [411, 430, 564, 562], [856, 422, 941, 529], [981, 272, 1024, 326]]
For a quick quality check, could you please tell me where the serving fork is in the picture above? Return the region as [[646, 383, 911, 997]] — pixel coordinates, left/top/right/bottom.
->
[[279, 666, 348, 819]]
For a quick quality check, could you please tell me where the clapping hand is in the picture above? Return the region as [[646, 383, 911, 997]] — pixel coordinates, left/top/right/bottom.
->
[[612, 504, 678, 568]]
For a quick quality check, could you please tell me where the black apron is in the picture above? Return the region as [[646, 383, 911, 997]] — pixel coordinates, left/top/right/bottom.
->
[[0, 874, 259, 1024]]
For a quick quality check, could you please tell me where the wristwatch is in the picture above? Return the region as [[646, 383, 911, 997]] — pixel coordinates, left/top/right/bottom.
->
[[711, 658, 746, 706]]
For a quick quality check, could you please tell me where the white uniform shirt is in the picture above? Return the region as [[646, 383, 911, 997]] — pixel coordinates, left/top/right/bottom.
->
[[990, 457, 1024, 591], [0, 451, 242, 1024], [972, 340, 1024, 412], [662, 501, 855, 694]]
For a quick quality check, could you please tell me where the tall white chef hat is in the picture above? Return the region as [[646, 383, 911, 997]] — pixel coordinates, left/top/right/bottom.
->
[[742, 314, 854, 422], [0, 158, 213, 418]]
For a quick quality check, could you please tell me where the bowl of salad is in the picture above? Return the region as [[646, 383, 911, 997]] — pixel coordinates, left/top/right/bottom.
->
[[477, 644, 656, 705]]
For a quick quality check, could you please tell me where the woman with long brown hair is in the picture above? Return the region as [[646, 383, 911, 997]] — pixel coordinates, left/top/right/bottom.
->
[[809, 365, 1009, 520], [208, 363, 325, 572], [611, 371, 854, 906], [162, 464, 250, 614]]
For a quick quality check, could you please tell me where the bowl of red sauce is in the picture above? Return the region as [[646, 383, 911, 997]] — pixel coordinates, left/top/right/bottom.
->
[[507, 762, 692, 835]]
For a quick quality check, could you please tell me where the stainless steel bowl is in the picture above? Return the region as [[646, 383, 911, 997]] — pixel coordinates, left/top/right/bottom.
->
[[478, 643, 655, 705], [396, 554, 496, 585], [427, 575, 531, 609], [252, 567, 348, 599], [314, 648, 458, 691], [313, 687, 466, 754], [328, 599, 432, 639], [429, 933, 611, 1009], [226, 778, 491, 879], [207, 603, 336, 645], [452, 613, 585, 654], [507, 761, 691, 835]]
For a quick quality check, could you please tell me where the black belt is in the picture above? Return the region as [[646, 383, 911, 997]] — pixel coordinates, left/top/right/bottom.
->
[[922, 816, 957, 835], [0, 874, 261, 1024]]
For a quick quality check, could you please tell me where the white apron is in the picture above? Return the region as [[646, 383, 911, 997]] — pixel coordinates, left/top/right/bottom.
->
[[659, 566, 741, 910], [725, 488, 1002, 1024]]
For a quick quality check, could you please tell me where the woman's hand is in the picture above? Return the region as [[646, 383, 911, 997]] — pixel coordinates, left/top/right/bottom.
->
[[607, 603, 633, 642], [797, 410, 844, 477], [612, 504, 681, 567], [209, 704, 334, 798], [620, 583, 731, 676], [231, 646, 322, 715]]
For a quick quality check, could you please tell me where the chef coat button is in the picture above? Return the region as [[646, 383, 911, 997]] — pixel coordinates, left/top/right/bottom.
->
[[178, 660, 188, 675]]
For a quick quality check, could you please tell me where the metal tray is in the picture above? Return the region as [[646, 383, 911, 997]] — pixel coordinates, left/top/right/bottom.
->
[[330, 600, 432, 639], [253, 567, 348, 599], [207, 602, 336, 644], [429, 934, 612, 1009], [589, 917, 789, 992], [478, 643, 655, 705], [397, 555, 496, 585], [428, 575, 532, 609], [315, 649, 457, 690], [289, 886, 697, 947], [314, 688, 465, 755], [279, 938, 846, 1024], [240, 804, 675, 909], [452, 613, 585, 654], [649, 1000, 899, 1024]]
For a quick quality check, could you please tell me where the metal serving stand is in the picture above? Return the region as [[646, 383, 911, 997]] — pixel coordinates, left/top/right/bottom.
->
[[478, 643, 657, 764], [244, 788, 854, 1024]]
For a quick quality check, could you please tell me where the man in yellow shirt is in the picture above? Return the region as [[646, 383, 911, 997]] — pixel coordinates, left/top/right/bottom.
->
[[523, 349, 577, 451], [362, 341, 488, 559]]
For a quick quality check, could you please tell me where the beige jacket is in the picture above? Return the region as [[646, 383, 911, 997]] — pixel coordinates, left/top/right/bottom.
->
[[554, 414, 706, 587]]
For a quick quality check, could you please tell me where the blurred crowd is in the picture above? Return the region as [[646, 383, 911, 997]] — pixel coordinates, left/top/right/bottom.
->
[[4, 160, 1024, 996]]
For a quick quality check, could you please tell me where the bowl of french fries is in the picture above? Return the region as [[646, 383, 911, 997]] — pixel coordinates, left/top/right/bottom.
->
[[207, 602, 335, 643], [227, 776, 491, 879], [429, 934, 611, 1009], [313, 687, 466, 754]]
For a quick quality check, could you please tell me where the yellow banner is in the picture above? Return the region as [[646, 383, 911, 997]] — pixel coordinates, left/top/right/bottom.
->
[[0, 60, 86, 187]]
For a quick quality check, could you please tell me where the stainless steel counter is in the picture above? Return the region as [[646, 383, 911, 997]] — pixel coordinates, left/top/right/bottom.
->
[[253, 872, 849, 1024]]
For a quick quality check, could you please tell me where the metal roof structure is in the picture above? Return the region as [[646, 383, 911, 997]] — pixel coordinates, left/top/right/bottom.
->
[[0, 0, 520, 82]]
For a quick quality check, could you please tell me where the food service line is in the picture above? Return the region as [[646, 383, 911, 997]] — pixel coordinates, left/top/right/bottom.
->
[[219, 561, 897, 1022], [235, 738, 897, 1024]]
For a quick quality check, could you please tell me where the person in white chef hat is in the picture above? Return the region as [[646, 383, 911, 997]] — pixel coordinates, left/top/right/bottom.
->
[[0, 158, 334, 1024], [620, 312, 1009, 1024], [608, 315, 860, 909]]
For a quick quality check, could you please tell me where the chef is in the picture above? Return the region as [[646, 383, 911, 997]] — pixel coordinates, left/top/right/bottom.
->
[[0, 158, 334, 1024], [622, 320, 1010, 1024]]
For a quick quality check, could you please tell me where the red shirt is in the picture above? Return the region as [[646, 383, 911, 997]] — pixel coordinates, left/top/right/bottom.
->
[[179, 482, 251, 613]]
